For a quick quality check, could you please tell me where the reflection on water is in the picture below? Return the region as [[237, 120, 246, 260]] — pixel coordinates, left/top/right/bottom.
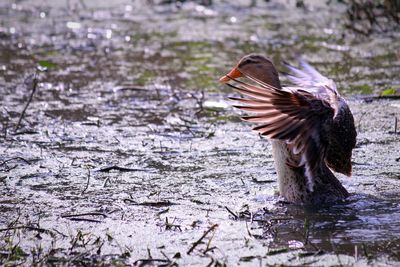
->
[[253, 194, 400, 259]]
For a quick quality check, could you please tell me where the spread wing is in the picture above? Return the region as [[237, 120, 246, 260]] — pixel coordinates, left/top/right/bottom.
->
[[281, 58, 357, 176], [282, 57, 338, 97], [226, 74, 335, 192]]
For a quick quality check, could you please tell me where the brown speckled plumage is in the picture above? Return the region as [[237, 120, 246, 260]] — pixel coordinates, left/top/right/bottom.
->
[[220, 54, 357, 205]]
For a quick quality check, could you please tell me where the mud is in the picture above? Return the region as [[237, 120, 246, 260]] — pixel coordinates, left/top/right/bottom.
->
[[1, 0, 399, 266]]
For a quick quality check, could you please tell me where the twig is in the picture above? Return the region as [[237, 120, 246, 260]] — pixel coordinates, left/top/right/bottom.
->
[[267, 248, 289, 255], [204, 228, 216, 254], [61, 212, 107, 218], [15, 74, 38, 132], [12, 130, 38, 135], [0, 226, 53, 235], [52, 228, 68, 238], [103, 177, 111, 187], [123, 199, 176, 207], [203, 246, 217, 254], [133, 258, 169, 266], [113, 85, 148, 91], [97, 165, 146, 172], [165, 217, 182, 232], [225, 206, 238, 220], [298, 250, 324, 258], [0, 157, 31, 167], [245, 221, 252, 237], [187, 224, 218, 255], [81, 168, 90, 194], [251, 177, 275, 184], [157, 208, 169, 215], [160, 250, 170, 261], [66, 218, 101, 223]]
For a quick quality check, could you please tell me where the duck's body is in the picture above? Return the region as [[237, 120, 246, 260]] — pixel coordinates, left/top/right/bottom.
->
[[220, 55, 356, 205]]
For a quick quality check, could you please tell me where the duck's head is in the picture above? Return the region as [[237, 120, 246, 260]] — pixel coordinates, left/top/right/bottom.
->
[[219, 54, 281, 89]]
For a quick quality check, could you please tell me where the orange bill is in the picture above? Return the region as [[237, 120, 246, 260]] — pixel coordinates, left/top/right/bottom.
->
[[219, 67, 242, 83]]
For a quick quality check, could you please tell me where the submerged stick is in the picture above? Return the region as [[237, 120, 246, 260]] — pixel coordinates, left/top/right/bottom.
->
[[61, 212, 107, 218], [97, 165, 146, 172], [15, 74, 38, 132], [225, 206, 238, 220], [0, 157, 31, 167], [67, 218, 101, 223], [187, 224, 218, 255], [123, 199, 176, 207], [133, 258, 169, 265]]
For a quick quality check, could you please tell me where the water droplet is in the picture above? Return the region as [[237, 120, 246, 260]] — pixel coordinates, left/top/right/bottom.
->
[[87, 33, 97, 39], [125, 5, 132, 12], [203, 100, 229, 109], [105, 29, 112, 39], [195, 5, 205, 13], [37, 65, 47, 72], [250, 35, 259, 42], [194, 4, 215, 16], [39, 82, 53, 90], [288, 240, 304, 249], [66, 22, 81, 30]]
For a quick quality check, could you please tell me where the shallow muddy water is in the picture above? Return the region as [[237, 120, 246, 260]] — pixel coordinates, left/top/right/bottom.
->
[[0, 0, 400, 266]]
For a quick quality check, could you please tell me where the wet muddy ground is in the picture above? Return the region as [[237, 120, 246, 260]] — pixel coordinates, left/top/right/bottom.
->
[[1, 0, 400, 266]]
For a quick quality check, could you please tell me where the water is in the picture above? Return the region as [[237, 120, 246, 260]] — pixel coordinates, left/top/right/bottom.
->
[[0, 0, 399, 265]]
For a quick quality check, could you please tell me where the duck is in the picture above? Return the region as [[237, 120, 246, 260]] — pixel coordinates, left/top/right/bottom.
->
[[219, 54, 357, 205]]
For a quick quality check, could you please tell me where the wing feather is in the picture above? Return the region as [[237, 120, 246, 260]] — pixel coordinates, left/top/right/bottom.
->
[[282, 58, 338, 95], [281, 58, 356, 176], [227, 68, 335, 191]]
